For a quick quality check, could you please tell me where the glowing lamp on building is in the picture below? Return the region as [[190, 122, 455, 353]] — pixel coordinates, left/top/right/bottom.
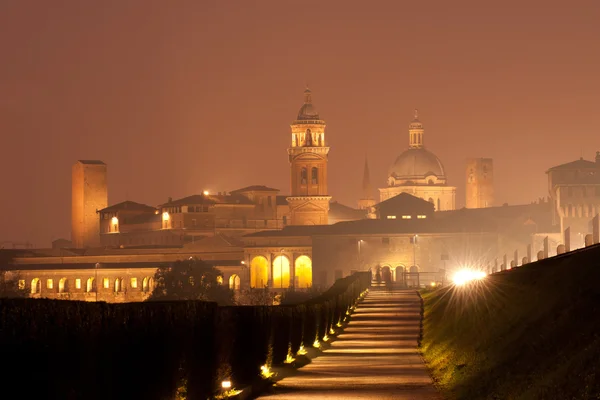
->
[[162, 212, 170, 221], [221, 380, 232, 389], [203, 190, 209, 196]]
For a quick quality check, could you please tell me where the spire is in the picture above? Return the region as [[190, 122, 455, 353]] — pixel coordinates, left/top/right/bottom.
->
[[362, 156, 374, 200], [413, 109, 419, 121]]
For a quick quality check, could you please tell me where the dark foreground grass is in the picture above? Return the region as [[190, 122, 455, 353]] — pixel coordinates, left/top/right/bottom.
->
[[421, 244, 600, 400]]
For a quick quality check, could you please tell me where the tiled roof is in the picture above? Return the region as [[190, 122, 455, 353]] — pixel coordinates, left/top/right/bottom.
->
[[160, 194, 253, 207], [98, 201, 157, 213], [244, 213, 497, 238], [230, 185, 280, 193], [375, 193, 434, 210], [329, 201, 367, 220], [77, 160, 105, 165], [547, 159, 597, 172], [8, 259, 243, 271], [437, 202, 557, 233]]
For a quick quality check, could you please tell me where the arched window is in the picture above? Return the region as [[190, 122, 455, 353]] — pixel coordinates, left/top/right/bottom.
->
[[58, 278, 68, 293], [229, 274, 241, 290], [311, 167, 318, 184], [300, 168, 307, 184], [250, 256, 269, 288], [86, 277, 96, 293], [294, 255, 312, 288], [305, 129, 312, 146], [272, 255, 291, 289], [437, 198, 441, 211], [114, 278, 123, 293], [31, 278, 40, 294], [428, 197, 434, 204]]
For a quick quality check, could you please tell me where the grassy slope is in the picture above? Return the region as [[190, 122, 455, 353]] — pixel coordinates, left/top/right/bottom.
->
[[421, 244, 600, 400]]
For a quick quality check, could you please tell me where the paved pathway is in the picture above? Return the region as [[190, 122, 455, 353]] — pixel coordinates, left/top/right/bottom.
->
[[258, 289, 441, 399]]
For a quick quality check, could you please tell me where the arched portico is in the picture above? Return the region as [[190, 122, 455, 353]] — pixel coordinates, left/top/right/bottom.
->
[[381, 266, 392, 283], [58, 278, 68, 293], [31, 278, 40, 294], [229, 274, 241, 290], [395, 265, 405, 283], [250, 256, 269, 288], [272, 255, 291, 289], [294, 255, 312, 289]]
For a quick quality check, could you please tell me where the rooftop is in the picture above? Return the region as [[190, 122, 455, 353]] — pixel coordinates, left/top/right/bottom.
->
[[245, 213, 497, 238], [547, 158, 598, 172], [160, 193, 254, 207], [98, 201, 158, 214], [77, 160, 105, 165], [230, 185, 280, 193]]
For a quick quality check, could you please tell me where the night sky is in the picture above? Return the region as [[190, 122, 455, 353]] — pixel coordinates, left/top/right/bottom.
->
[[2, 1, 600, 247]]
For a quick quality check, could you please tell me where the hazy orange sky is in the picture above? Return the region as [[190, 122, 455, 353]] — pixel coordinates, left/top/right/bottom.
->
[[1, 1, 600, 247]]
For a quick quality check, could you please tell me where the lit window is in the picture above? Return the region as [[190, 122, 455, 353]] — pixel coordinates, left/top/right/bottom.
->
[[402, 215, 412, 219], [47, 279, 53, 289], [103, 278, 110, 289], [130, 278, 138, 289], [387, 215, 397, 219], [75, 279, 81, 289], [18, 280, 25, 290], [417, 215, 427, 219]]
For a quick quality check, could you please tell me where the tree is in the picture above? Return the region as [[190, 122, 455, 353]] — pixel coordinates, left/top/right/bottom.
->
[[0, 270, 27, 298], [147, 258, 234, 305]]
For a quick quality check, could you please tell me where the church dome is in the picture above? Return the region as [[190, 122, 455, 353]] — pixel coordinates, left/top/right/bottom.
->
[[388, 148, 446, 182], [296, 88, 320, 120]]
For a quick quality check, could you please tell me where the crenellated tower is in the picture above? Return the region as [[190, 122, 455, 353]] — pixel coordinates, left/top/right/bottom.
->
[[287, 88, 331, 225]]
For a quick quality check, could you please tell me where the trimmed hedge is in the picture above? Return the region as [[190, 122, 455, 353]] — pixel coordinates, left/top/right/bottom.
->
[[0, 272, 370, 399]]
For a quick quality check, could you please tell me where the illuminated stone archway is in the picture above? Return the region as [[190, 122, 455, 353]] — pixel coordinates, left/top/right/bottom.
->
[[395, 265, 405, 283], [229, 274, 241, 291], [381, 266, 392, 283], [294, 255, 312, 289], [370, 265, 381, 281], [272, 255, 291, 289], [86, 277, 95, 293], [250, 256, 269, 288], [31, 278, 40, 294], [58, 278, 68, 293]]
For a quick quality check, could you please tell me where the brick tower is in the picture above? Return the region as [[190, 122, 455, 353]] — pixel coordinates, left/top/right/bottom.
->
[[72, 160, 108, 248], [466, 158, 494, 209], [287, 88, 331, 225]]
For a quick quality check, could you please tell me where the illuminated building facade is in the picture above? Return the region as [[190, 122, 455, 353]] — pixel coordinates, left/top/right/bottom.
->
[[379, 111, 456, 211], [243, 194, 498, 289]]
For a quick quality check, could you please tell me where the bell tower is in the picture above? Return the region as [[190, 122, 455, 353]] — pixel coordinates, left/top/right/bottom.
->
[[287, 88, 331, 225]]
